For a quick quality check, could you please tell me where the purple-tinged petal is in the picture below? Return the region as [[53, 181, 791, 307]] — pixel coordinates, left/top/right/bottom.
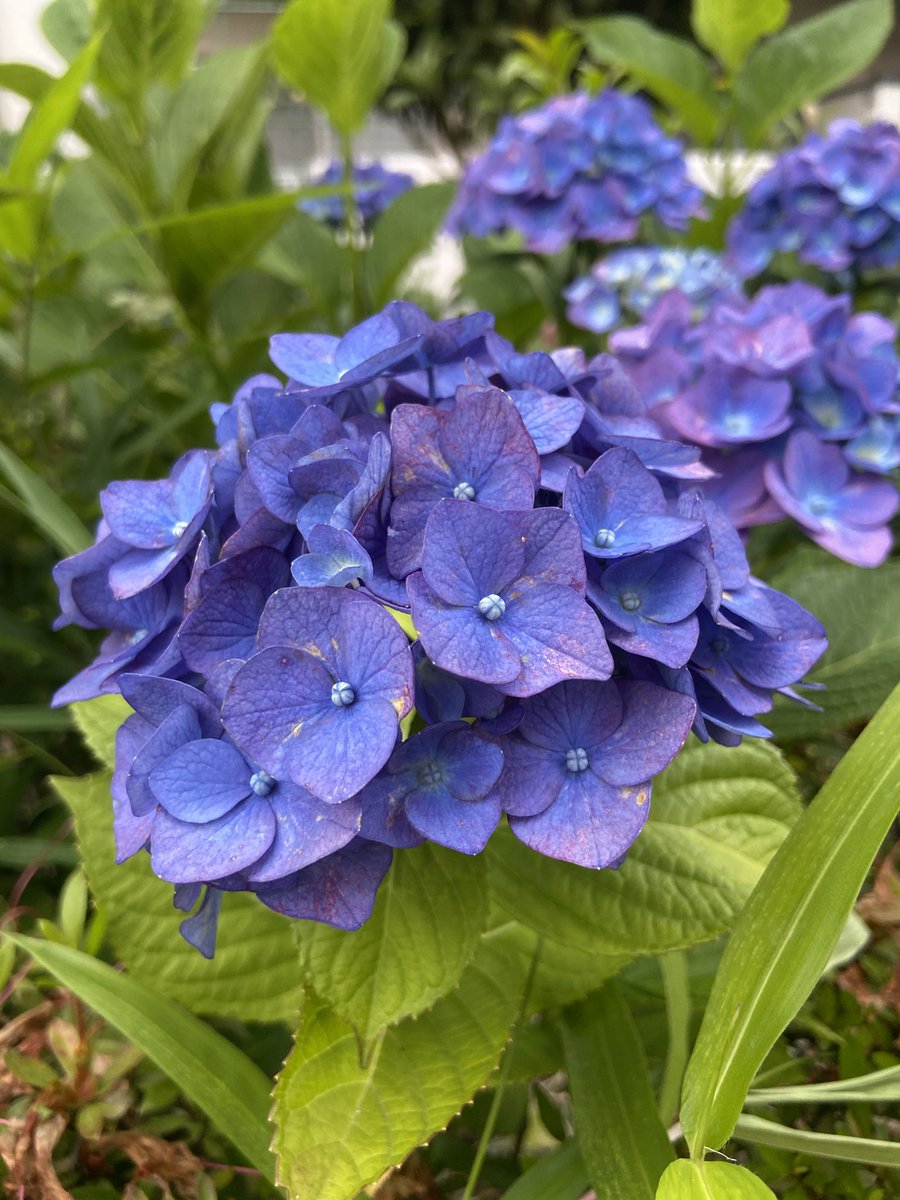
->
[[126, 704, 204, 818], [246, 783, 361, 883], [148, 738, 251, 822], [255, 839, 393, 929], [405, 788, 501, 854], [291, 525, 373, 588], [594, 681, 695, 785], [419, 501, 525, 606], [407, 572, 522, 685], [510, 776, 650, 869], [151, 795, 276, 883], [500, 582, 613, 696]]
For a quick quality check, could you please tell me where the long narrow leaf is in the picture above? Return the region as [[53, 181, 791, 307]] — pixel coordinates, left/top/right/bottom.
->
[[501, 1140, 589, 1200], [746, 1064, 900, 1107], [561, 981, 674, 1198], [0, 441, 91, 555], [680, 682, 900, 1156], [734, 1114, 900, 1168], [5, 934, 275, 1178]]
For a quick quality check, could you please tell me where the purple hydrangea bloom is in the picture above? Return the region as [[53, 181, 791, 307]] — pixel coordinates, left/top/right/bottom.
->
[[727, 120, 900, 276], [53, 298, 829, 952], [299, 160, 414, 227], [448, 90, 704, 253]]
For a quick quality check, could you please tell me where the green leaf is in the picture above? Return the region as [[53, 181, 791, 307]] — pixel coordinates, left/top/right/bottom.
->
[[297, 843, 487, 1049], [656, 1160, 776, 1198], [746, 1064, 900, 1107], [0, 706, 72, 733], [257, 209, 346, 317], [501, 1141, 589, 1200], [487, 738, 800, 957], [272, 0, 405, 135], [562, 982, 674, 1198], [53, 771, 302, 1022], [0, 440, 91, 556], [766, 555, 900, 741], [41, 0, 92, 62], [691, 0, 789, 74], [70, 695, 131, 768], [733, 0, 893, 145], [496, 919, 631, 1012], [94, 0, 209, 111], [6, 34, 101, 189], [4, 933, 274, 1178], [272, 932, 523, 1200], [658, 951, 690, 1125], [366, 182, 456, 309], [0, 838, 78, 869], [733, 1114, 900, 1169], [680, 682, 900, 1156], [578, 16, 719, 145]]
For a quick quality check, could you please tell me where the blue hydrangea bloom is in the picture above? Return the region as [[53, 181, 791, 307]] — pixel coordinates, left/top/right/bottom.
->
[[448, 90, 704, 253], [299, 160, 414, 227], [53, 299, 829, 952], [726, 120, 900, 276], [566, 246, 741, 334]]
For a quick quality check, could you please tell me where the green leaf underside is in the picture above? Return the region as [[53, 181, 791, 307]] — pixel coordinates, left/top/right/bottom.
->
[[562, 983, 674, 1198], [767, 556, 900, 740], [53, 771, 302, 1023], [272, 932, 523, 1200], [5, 934, 275, 1179], [656, 1159, 777, 1198], [70, 695, 131, 768], [681, 682, 900, 1155], [487, 739, 800, 957], [296, 842, 488, 1049]]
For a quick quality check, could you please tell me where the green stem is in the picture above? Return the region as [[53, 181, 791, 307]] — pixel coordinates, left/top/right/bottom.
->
[[658, 950, 691, 1125], [341, 132, 363, 321]]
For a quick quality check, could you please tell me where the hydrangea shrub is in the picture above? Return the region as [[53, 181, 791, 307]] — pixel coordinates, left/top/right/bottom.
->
[[447, 90, 704, 252], [53, 302, 826, 955]]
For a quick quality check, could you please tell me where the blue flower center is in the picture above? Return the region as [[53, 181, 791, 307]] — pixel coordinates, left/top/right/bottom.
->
[[249, 769, 276, 796], [594, 527, 616, 549], [620, 590, 641, 612], [331, 680, 356, 707], [477, 594, 506, 621], [171, 519, 189, 538], [417, 761, 445, 788], [807, 495, 829, 516], [566, 747, 589, 773], [129, 627, 148, 645], [453, 480, 476, 501]]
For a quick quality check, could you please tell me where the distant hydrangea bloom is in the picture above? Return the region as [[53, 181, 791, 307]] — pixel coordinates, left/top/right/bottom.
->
[[565, 247, 741, 334], [54, 299, 826, 954], [612, 282, 900, 566], [447, 90, 704, 253], [726, 120, 900, 276], [299, 160, 414, 227]]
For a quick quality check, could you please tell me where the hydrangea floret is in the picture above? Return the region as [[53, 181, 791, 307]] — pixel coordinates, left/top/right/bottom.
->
[[611, 282, 900, 566], [53, 300, 826, 954], [565, 246, 741, 334], [299, 160, 414, 228], [726, 120, 900, 277], [447, 90, 704, 253]]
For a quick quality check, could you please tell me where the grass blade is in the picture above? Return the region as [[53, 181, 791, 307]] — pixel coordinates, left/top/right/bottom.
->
[[734, 1114, 900, 1168], [0, 440, 91, 555]]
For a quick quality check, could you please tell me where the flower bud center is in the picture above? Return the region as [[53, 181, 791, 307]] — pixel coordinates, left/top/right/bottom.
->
[[594, 527, 616, 548], [477, 594, 506, 621], [453, 480, 476, 501], [620, 590, 641, 612], [250, 769, 276, 796], [566, 747, 589, 773], [331, 680, 356, 707], [171, 519, 189, 538]]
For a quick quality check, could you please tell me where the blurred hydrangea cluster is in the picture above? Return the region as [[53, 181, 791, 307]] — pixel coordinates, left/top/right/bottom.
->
[[565, 246, 741, 334], [299, 160, 414, 228], [727, 120, 900, 276], [611, 281, 900, 566], [53, 301, 826, 953], [447, 90, 704, 253]]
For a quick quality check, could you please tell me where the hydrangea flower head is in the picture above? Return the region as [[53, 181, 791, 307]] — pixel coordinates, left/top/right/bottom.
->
[[299, 160, 414, 227], [53, 299, 827, 952], [448, 90, 704, 253], [726, 120, 900, 276]]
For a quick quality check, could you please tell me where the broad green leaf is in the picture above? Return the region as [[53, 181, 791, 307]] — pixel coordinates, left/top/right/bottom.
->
[[151, 41, 270, 207], [366, 182, 456, 308], [733, 0, 893, 145], [272, 932, 523, 1200], [680, 682, 900, 1156], [297, 842, 488, 1048], [5, 934, 274, 1178], [562, 982, 674, 1198], [272, 0, 405, 135], [257, 209, 346, 318], [0, 440, 91, 556], [6, 34, 101, 189], [497, 919, 631, 1012], [691, 0, 789, 74], [657, 1160, 776, 1198], [734, 1114, 900, 1168], [0, 838, 78, 869], [501, 1141, 589, 1200], [41, 0, 92, 61], [487, 738, 800, 957], [767, 555, 900, 740], [70, 694, 131, 768], [746, 1064, 900, 1107], [94, 0, 209, 112], [0, 706, 72, 733], [53, 771, 302, 1022], [578, 17, 719, 145]]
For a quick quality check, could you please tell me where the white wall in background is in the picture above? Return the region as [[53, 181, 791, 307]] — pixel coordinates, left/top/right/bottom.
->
[[0, 0, 62, 129]]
